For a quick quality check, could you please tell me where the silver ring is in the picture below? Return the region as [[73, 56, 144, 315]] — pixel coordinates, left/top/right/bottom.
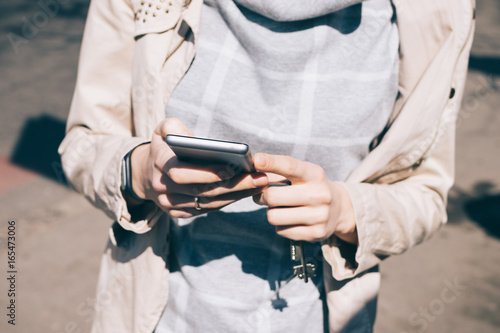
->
[[194, 196, 202, 211]]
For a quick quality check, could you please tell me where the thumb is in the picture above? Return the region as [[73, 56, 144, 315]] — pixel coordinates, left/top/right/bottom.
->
[[156, 117, 194, 138]]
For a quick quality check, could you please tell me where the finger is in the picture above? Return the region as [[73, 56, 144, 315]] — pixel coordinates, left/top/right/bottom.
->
[[167, 172, 269, 197], [155, 117, 194, 138], [254, 183, 331, 207], [164, 159, 239, 184], [266, 172, 289, 184], [168, 207, 219, 219], [157, 187, 264, 210], [150, 166, 237, 195], [253, 153, 324, 184], [274, 224, 327, 243], [266, 206, 330, 226]]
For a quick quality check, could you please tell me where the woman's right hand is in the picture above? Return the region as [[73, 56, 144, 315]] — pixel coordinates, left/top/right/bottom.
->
[[129, 118, 269, 218]]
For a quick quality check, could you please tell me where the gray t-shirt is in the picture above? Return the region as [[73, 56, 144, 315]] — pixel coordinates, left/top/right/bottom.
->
[[157, 0, 399, 331]]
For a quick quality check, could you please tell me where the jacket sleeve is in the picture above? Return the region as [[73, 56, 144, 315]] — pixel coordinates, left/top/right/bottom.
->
[[58, 0, 161, 233], [321, 31, 473, 281], [323, 124, 455, 281]]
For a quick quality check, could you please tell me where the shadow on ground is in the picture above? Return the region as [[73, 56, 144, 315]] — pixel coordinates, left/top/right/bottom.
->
[[469, 55, 500, 75], [464, 194, 500, 238], [447, 181, 500, 239], [10, 113, 67, 185]]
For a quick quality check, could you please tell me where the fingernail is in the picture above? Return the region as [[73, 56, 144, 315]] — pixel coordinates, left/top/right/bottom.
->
[[252, 175, 268, 187]]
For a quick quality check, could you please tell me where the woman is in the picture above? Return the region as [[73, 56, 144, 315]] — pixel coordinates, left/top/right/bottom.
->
[[59, 0, 475, 331]]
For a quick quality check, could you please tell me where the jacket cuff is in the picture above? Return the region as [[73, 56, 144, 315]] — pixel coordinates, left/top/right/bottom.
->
[[322, 182, 382, 281], [109, 138, 162, 234]]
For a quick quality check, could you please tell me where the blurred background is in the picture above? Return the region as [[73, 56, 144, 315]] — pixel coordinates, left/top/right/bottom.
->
[[0, 0, 498, 332]]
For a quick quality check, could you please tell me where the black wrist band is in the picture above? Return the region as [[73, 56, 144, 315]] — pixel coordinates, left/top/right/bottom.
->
[[121, 145, 149, 203]]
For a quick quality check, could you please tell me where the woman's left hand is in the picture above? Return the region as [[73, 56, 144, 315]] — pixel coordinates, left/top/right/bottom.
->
[[253, 153, 358, 244]]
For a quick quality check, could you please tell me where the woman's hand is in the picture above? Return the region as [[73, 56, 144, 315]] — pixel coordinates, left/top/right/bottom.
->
[[252, 153, 358, 244], [129, 118, 269, 218]]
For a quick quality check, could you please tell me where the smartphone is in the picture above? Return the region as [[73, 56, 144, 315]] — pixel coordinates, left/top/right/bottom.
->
[[165, 134, 255, 173]]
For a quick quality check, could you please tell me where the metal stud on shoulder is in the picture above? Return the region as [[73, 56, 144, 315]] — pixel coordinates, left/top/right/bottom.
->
[[134, 0, 175, 23]]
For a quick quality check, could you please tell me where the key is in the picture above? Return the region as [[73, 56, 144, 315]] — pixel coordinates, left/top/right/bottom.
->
[[295, 262, 316, 283], [290, 240, 302, 262], [290, 240, 316, 283]]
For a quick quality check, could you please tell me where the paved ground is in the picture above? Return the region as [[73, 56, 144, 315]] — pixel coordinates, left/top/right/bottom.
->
[[0, 0, 499, 332]]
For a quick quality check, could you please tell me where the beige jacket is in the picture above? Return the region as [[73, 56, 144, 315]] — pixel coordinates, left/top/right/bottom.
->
[[59, 0, 475, 331]]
